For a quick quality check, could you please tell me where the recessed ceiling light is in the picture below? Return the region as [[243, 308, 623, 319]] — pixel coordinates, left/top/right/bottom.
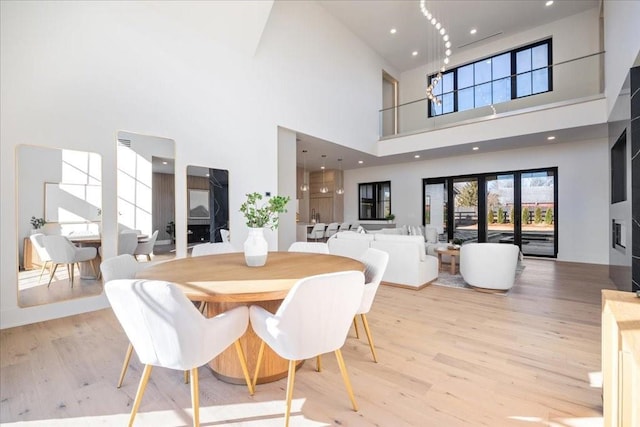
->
[[414, 154, 420, 159], [205, 173, 210, 177], [412, 51, 418, 57], [358, 160, 364, 164], [547, 136, 556, 141], [162, 161, 168, 165], [545, 0, 554, 6], [390, 28, 397, 34], [320, 166, 325, 170], [470, 28, 477, 35], [472, 147, 479, 151]]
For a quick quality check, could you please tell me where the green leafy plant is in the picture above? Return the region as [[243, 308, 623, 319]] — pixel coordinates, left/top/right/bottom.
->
[[487, 209, 494, 224], [497, 207, 505, 224], [30, 216, 45, 229], [452, 238, 463, 245], [240, 192, 291, 230], [385, 213, 396, 221], [534, 206, 543, 224], [521, 207, 530, 224], [544, 207, 554, 225]]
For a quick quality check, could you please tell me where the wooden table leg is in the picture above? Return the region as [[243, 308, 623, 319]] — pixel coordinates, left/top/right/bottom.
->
[[450, 254, 457, 275], [206, 300, 302, 385], [438, 253, 443, 272]]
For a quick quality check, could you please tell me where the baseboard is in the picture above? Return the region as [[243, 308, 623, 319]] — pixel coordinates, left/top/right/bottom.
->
[[381, 279, 433, 291]]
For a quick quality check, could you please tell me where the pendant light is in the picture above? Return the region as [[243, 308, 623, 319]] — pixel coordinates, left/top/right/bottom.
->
[[320, 154, 329, 193], [300, 150, 309, 192], [335, 158, 344, 195]]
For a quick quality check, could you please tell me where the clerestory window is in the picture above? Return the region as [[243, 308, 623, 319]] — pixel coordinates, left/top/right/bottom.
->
[[429, 39, 552, 117]]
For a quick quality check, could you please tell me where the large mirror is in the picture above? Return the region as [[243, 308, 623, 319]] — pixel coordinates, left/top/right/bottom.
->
[[17, 145, 103, 307], [116, 131, 175, 263], [186, 165, 229, 252]]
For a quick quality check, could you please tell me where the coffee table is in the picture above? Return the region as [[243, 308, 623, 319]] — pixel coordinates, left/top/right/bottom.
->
[[436, 247, 461, 275]]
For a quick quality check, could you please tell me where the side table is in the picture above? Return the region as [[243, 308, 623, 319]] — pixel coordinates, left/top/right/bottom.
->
[[437, 247, 461, 275]]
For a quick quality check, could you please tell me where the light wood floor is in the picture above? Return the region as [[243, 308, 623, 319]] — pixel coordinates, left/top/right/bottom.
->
[[1, 258, 616, 426]]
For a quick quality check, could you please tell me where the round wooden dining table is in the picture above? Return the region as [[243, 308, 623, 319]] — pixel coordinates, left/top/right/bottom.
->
[[136, 251, 364, 385]]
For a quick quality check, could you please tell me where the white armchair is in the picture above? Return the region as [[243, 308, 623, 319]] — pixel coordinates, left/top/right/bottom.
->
[[460, 243, 520, 292]]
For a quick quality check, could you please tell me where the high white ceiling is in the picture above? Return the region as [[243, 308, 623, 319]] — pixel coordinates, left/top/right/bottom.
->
[[318, 0, 599, 73], [297, 0, 603, 171]]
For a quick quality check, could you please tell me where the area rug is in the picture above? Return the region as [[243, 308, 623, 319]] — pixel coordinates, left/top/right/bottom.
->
[[432, 264, 525, 291]]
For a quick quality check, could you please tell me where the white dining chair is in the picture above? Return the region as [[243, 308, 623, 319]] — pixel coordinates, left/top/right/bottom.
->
[[191, 241, 237, 257], [353, 248, 389, 362], [29, 233, 53, 284], [306, 223, 326, 242], [105, 279, 254, 427], [118, 230, 139, 255], [249, 270, 365, 427], [100, 254, 142, 389], [338, 222, 350, 232], [42, 235, 97, 287], [287, 241, 330, 254], [324, 222, 340, 240], [133, 230, 158, 261]]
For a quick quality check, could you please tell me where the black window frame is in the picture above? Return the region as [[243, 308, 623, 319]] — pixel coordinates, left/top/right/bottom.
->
[[358, 181, 391, 220], [428, 39, 552, 118]]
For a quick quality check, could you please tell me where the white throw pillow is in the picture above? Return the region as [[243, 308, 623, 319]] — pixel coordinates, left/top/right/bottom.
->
[[425, 227, 438, 244]]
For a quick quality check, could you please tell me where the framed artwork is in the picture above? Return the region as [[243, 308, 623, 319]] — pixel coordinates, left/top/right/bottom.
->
[[188, 189, 210, 219]]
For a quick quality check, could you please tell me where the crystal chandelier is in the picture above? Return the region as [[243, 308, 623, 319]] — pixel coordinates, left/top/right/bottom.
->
[[300, 149, 309, 192], [335, 158, 344, 195], [320, 154, 329, 194], [419, 0, 452, 106]]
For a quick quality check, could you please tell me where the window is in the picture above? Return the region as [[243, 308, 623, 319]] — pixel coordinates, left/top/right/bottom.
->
[[424, 166, 557, 258], [359, 181, 391, 220], [429, 39, 551, 117]]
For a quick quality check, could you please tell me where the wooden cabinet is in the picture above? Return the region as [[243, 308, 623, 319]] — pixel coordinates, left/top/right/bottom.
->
[[23, 237, 44, 270], [602, 290, 640, 427], [308, 169, 343, 224]]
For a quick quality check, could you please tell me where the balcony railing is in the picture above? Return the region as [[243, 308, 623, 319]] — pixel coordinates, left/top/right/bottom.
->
[[379, 51, 604, 138]]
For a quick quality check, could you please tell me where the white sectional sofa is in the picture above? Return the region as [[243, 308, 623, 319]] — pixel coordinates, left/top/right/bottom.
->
[[327, 231, 438, 289]]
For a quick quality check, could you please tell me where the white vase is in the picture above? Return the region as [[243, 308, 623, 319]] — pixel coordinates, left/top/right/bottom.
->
[[244, 227, 268, 267]]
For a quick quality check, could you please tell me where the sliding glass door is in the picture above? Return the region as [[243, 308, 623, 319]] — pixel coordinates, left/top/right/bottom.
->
[[486, 174, 515, 245], [453, 177, 478, 243], [424, 181, 448, 237], [520, 170, 556, 256], [424, 167, 557, 258]]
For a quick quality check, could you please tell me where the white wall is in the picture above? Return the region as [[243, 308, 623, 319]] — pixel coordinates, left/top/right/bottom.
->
[[604, 0, 640, 118], [344, 138, 610, 265], [398, 8, 602, 134], [0, 1, 394, 328]]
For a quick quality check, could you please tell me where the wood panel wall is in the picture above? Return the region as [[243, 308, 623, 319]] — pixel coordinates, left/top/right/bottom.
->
[[152, 173, 175, 241]]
